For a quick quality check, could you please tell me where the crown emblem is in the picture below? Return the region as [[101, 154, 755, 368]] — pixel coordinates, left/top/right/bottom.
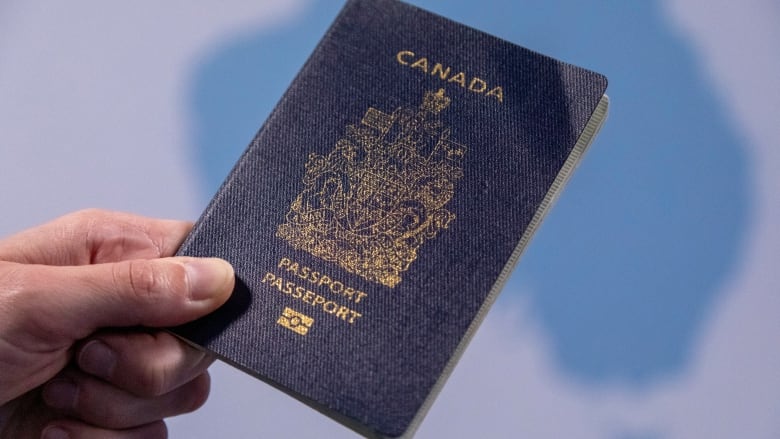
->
[[277, 89, 466, 287], [421, 88, 451, 113]]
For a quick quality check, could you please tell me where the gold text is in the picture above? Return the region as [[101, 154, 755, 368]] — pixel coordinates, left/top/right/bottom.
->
[[396, 50, 504, 103]]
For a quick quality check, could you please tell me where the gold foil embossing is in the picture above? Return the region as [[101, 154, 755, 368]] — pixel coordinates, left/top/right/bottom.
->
[[262, 268, 363, 324], [396, 50, 504, 103], [277, 307, 314, 335], [277, 89, 466, 287]]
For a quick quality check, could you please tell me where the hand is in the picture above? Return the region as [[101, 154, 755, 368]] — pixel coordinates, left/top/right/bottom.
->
[[0, 209, 234, 438]]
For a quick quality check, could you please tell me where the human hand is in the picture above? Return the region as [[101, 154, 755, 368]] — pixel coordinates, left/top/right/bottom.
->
[[0, 209, 234, 438]]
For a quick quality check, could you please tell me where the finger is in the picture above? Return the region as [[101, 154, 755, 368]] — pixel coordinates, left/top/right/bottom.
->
[[42, 420, 167, 439], [0, 390, 60, 438], [77, 331, 214, 397], [6, 256, 234, 342], [0, 209, 192, 265], [42, 370, 210, 429]]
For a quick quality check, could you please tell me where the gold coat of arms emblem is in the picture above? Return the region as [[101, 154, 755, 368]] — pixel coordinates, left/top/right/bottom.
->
[[277, 89, 466, 287]]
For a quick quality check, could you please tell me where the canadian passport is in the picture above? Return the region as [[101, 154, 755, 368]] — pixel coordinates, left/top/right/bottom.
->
[[172, 0, 608, 437]]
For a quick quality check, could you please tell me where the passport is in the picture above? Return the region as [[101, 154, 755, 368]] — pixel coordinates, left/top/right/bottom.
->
[[172, 0, 608, 437]]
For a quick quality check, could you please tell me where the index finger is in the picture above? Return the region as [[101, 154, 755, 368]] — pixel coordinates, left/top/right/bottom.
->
[[77, 331, 214, 398], [0, 209, 192, 266]]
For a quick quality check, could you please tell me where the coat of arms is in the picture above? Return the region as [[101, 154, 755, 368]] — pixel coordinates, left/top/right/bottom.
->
[[277, 89, 466, 287]]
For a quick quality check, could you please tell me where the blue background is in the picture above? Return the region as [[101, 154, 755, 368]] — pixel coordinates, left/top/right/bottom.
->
[[190, 0, 747, 387], [2, 0, 776, 437]]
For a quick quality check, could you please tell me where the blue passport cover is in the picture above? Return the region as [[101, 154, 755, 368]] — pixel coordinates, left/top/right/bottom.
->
[[172, 0, 608, 437]]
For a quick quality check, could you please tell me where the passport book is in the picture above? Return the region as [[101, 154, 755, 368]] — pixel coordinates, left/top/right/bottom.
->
[[172, 0, 608, 437]]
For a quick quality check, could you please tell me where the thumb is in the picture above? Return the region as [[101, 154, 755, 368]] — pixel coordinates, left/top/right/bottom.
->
[[8, 257, 234, 341]]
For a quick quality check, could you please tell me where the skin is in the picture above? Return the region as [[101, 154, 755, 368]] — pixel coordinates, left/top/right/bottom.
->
[[0, 209, 235, 438]]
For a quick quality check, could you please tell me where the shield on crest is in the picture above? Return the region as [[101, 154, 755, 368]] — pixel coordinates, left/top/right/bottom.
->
[[345, 170, 407, 234], [277, 89, 464, 287]]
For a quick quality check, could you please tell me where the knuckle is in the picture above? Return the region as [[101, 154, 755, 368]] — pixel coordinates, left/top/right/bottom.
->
[[106, 332, 171, 397], [0, 264, 30, 326], [164, 262, 190, 299], [65, 208, 110, 229], [115, 260, 168, 304], [77, 386, 126, 428], [126, 260, 157, 301], [142, 421, 169, 439], [2, 264, 107, 343], [0, 264, 51, 333], [137, 334, 194, 397], [141, 354, 173, 397], [183, 372, 211, 413], [111, 260, 191, 317], [138, 368, 168, 397], [0, 262, 26, 298]]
